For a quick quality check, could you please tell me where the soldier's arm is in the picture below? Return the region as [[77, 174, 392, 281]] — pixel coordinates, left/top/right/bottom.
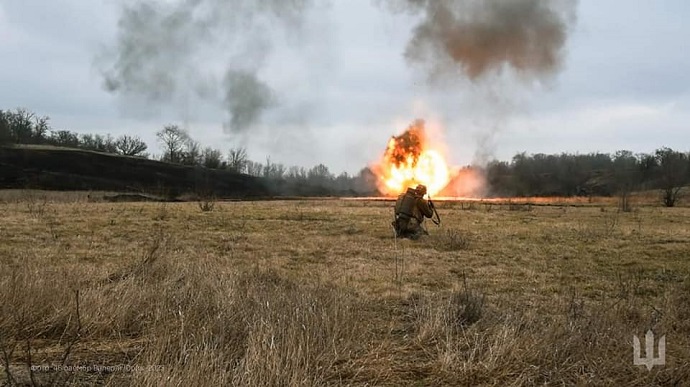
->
[[417, 199, 434, 218]]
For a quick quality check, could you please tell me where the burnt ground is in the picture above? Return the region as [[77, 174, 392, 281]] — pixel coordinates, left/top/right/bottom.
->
[[0, 145, 365, 199]]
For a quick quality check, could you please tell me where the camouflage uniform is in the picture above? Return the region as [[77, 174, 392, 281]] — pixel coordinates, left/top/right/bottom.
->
[[392, 185, 434, 240]]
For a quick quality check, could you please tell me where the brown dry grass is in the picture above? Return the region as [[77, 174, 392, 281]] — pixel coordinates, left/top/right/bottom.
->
[[1, 190, 689, 386]]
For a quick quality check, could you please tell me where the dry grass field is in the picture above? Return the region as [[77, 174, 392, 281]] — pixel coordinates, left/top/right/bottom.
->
[[1, 190, 689, 386]]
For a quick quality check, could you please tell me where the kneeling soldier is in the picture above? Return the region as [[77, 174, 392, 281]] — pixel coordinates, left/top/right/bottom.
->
[[392, 184, 434, 240]]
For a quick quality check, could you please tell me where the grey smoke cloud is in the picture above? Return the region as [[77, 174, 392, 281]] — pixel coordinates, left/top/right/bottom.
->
[[223, 70, 274, 132], [385, 0, 577, 82], [99, 0, 577, 162], [101, 2, 204, 102], [99, 0, 313, 132]]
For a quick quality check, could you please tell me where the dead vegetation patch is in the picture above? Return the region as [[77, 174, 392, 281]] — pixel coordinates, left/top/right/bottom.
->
[[1, 196, 689, 385]]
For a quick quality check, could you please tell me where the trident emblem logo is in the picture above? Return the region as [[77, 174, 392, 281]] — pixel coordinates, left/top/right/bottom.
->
[[633, 330, 665, 370]]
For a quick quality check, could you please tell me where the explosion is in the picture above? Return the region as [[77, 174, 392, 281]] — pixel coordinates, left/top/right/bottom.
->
[[375, 119, 450, 197]]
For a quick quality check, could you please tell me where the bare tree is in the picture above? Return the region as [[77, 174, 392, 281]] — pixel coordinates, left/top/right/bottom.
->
[[79, 134, 97, 150], [227, 147, 248, 173], [286, 166, 307, 182], [51, 130, 80, 148], [655, 147, 689, 207], [0, 109, 50, 145], [8, 108, 35, 143], [202, 147, 223, 169], [273, 163, 286, 179], [262, 157, 286, 179], [612, 150, 638, 211], [156, 125, 189, 163], [262, 156, 272, 178], [307, 164, 334, 186], [32, 115, 50, 144], [115, 135, 148, 156], [102, 134, 118, 153], [334, 172, 352, 191], [0, 110, 10, 144], [79, 133, 116, 153], [637, 152, 658, 189], [182, 139, 203, 165], [245, 160, 263, 177]]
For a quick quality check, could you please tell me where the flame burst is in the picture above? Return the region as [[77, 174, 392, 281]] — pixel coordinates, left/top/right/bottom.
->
[[375, 119, 450, 197]]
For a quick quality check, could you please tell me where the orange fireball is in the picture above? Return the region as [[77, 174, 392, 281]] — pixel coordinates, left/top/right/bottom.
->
[[375, 119, 450, 197]]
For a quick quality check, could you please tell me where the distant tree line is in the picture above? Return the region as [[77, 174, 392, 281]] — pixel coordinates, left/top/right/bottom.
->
[[0, 108, 378, 195], [3, 108, 688, 203], [0, 108, 148, 157], [485, 149, 690, 207], [155, 123, 378, 194]]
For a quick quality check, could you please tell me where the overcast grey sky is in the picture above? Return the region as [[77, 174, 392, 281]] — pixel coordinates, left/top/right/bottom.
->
[[1, 1, 689, 174]]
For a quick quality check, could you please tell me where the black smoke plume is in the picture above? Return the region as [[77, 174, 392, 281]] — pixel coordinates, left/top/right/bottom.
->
[[384, 0, 577, 82]]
